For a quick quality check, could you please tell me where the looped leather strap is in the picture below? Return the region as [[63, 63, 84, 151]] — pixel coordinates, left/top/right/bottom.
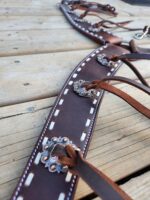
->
[[53, 145, 133, 200]]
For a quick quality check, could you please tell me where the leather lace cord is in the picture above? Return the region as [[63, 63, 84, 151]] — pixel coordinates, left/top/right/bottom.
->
[[70, 1, 118, 17], [92, 20, 142, 31], [117, 59, 149, 87], [85, 78, 150, 118], [53, 145, 133, 200], [68, 0, 142, 31]]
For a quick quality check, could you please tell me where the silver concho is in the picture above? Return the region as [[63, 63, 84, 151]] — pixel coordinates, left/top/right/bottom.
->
[[88, 26, 102, 33], [73, 80, 97, 98], [97, 54, 118, 68], [41, 137, 79, 173]]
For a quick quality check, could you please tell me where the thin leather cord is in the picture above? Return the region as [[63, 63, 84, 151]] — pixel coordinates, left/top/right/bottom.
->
[[93, 19, 142, 31], [118, 53, 150, 60], [97, 76, 150, 94], [85, 80, 150, 118], [56, 145, 133, 200], [118, 59, 149, 87], [70, 1, 142, 31]]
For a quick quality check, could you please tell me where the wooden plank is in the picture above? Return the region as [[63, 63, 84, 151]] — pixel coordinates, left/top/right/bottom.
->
[[0, 0, 61, 16], [0, 28, 149, 57], [0, 15, 149, 31], [0, 28, 145, 52], [0, 0, 149, 16], [0, 29, 97, 56], [0, 79, 150, 199], [94, 171, 150, 200], [94, 0, 150, 16], [0, 49, 150, 106]]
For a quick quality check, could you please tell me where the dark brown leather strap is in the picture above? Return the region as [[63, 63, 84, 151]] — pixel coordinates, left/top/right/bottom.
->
[[70, 1, 117, 17], [53, 145, 133, 200], [11, 44, 130, 200], [60, 1, 123, 44], [118, 53, 150, 60]]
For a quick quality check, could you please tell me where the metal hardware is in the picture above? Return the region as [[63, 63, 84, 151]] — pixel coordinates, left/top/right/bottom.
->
[[88, 26, 102, 33], [73, 80, 97, 98], [41, 136, 80, 173], [134, 26, 150, 40], [97, 54, 118, 68]]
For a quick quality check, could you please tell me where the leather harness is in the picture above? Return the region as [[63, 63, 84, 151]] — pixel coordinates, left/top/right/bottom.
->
[[11, 1, 150, 200]]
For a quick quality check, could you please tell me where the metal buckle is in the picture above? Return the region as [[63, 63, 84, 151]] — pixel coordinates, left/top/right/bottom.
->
[[97, 54, 118, 68], [73, 80, 97, 98], [41, 137, 80, 173], [134, 26, 150, 40]]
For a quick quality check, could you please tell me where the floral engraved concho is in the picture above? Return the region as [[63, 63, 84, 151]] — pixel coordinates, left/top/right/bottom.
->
[[97, 53, 119, 68], [73, 79, 97, 98], [41, 137, 79, 173]]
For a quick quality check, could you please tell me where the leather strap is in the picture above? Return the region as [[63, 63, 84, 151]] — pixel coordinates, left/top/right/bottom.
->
[[10, 1, 150, 200], [60, 1, 123, 44], [85, 78, 150, 118], [52, 145, 133, 200], [11, 44, 130, 200]]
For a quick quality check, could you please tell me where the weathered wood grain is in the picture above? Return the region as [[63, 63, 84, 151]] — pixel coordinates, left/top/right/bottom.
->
[[0, 0, 150, 199], [0, 29, 149, 57], [0, 15, 149, 31], [0, 79, 150, 200], [0, 0, 149, 16], [94, 171, 150, 200], [0, 49, 150, 107]]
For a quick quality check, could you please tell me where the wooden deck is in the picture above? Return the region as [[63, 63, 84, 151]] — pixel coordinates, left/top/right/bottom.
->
[[0, 0, 150, 199]]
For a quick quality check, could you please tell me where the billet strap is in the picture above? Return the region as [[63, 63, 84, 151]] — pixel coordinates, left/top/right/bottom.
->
[[11, 44, 130, 200], [52, 145, 132, 200]]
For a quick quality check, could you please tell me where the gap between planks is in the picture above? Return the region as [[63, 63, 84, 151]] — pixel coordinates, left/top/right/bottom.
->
[[93, 171, 150, 200]]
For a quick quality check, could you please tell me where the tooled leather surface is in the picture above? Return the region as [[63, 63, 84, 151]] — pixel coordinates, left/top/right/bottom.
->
[[11, 44, 130, 200]]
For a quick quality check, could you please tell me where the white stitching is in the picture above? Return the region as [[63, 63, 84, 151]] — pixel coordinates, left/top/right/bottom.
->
[[24, 173, 34, 187], [58, 192, 65, 200], [80, 132, 86, 141], [68, 80, 73, 85], [59, 99, 64, 105], [49, 121, 55, 130], [64, 88, 69, 95], [34, 152, 41, 165], [54, 109, 60, 117]]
